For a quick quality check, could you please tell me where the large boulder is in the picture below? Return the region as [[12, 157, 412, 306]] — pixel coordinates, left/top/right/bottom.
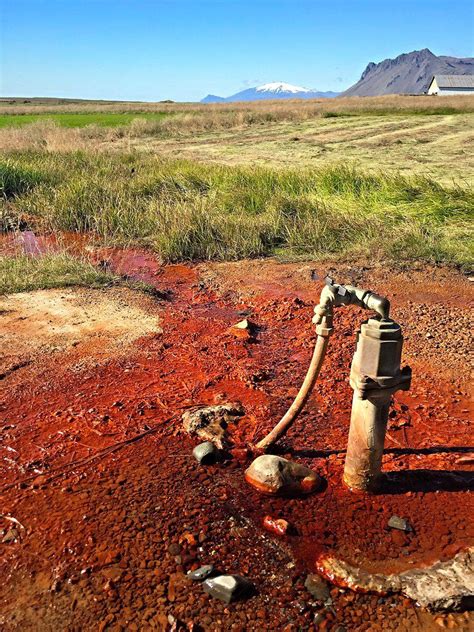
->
[[245, 455, 322, 496]]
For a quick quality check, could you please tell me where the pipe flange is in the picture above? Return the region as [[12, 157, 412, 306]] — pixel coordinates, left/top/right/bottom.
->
[[350, 367, 412, 400], [315, 324, 333, 337]]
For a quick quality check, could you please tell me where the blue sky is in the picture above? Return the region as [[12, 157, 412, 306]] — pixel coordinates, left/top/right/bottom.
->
[[1, 0, 473, 101]]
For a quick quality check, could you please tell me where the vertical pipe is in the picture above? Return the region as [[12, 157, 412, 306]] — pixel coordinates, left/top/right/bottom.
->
[[343, 393, 390, 492], [343, 317, 410, 493]]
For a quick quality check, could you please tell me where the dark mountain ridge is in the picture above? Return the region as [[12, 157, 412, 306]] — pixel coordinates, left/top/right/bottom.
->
[[343, 49, 474, 96]]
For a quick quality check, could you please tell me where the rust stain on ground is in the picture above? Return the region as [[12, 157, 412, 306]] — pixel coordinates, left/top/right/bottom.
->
[[0, 236, 472, 630]]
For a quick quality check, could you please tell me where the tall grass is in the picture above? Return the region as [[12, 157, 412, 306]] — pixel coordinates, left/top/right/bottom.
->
[[2, 151, 473, 266], [0, 159, 48, 198]]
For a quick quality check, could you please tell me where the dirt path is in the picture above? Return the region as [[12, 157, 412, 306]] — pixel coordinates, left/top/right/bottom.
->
[[0, 249, 472, 631]]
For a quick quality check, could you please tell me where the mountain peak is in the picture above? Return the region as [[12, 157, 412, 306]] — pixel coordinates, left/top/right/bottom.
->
[[256, 82, 311, 94], [343, 49, 474, 96], [200, 83, 339, 103]]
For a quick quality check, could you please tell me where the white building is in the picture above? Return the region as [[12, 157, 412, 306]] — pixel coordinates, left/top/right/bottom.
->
[[427, 75, 474, 95]]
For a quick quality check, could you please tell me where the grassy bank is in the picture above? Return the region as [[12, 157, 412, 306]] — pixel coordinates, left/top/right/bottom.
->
[[0, 252, 115, 294], [1, 152, 473, 267]]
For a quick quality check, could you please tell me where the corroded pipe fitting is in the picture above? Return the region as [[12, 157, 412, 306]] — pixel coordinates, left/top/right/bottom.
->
[[315, 278, 391, 322]]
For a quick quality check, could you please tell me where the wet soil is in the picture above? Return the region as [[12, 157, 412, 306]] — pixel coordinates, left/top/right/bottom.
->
[[0, 236, 473, 631]]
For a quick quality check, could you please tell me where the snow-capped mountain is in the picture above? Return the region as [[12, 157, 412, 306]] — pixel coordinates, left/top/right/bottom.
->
[[201, 82, 339, 103], [255, 82, 312, 94]]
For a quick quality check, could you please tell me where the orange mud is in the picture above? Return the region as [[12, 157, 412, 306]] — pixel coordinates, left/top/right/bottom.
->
[[0, 234, 473, 631]]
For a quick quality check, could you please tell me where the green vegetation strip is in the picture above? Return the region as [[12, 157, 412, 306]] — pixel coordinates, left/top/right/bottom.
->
[[0, 253, 114, 294], [1, 152, 473, 267], [0, 112, 169, 128]]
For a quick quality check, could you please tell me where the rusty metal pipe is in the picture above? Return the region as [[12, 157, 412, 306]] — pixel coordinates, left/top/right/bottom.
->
[[343, 318, 411, 492], [343, 393, 391, 491]]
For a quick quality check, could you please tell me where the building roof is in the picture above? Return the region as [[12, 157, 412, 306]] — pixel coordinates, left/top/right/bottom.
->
[[432, 74, 474, 88]]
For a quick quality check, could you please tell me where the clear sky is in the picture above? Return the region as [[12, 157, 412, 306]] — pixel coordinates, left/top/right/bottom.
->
[[1, 0, 473, 102]]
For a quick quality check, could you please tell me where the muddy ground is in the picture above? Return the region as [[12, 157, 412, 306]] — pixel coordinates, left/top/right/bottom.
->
[[0, 243, 473, 631]]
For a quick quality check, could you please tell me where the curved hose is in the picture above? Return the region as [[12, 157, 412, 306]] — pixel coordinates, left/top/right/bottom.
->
[[254, 281, 390, 451], [256, 333, 330, 450]]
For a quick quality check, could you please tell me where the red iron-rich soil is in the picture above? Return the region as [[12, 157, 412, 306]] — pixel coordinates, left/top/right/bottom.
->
[[0, 234, 473, 631]]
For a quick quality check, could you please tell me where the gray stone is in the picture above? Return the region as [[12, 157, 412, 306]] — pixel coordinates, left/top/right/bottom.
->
[[192, 442, 218, 465], [203, 574, 253, 603], [245, 454, 321, 496], [400, 550, 474, 610], [388, 515, 412, 532], [182, 403, 244, 449], [187, 565, 214, 581], [304, 574, 331, 602]]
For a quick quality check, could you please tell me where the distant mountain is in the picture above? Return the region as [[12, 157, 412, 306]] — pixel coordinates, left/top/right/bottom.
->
[[201, 82, 339, 103], [201, 94, 226, 103], [342, 49, 474, 96]]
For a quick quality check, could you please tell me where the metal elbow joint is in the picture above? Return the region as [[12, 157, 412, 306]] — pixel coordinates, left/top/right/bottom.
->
[[364, 293, 390, 320], [344, 285, 390, 319], [319, 279, 390, 320]]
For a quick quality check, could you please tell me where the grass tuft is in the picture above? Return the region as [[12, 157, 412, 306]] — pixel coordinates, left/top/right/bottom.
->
[[0, 159, 46, 198], [0, 252, 116, 294]]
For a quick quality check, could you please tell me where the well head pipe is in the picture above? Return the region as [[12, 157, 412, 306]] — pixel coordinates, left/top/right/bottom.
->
[[343, 318, 411, 492]]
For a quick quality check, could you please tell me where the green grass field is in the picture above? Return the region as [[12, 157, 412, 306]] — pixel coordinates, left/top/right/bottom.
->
[[0, 111, 170, 128], [1, 152, 472, 267], [1, 96, 473, 271]]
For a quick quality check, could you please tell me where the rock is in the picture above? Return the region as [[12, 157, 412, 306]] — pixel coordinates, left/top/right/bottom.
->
[[203, 574, 253, 603], [182, 403, 244, 449], [233, 319, 250, 330], [187, 565, 214, 581], [399, 549, 474, 611], [316, 555, 400, 595], [2, 528, 19, 543], [262, 515, 290, 536], [391, 529, 409, 546], [304, 574, 331, 602], [313, 612, 327, 625], [230, 319, 257, 339], [316, 548, 474, 611], [388, 515, 412, 532], [192, 442, 219, 465], [168, 543, 181, 556], [245, 455, 322, 496]]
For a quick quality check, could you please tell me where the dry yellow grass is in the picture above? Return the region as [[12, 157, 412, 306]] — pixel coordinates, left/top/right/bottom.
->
[[2, 108, 471, 185], [135, 113, 473, 185], [2, 94, 474, 116]]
